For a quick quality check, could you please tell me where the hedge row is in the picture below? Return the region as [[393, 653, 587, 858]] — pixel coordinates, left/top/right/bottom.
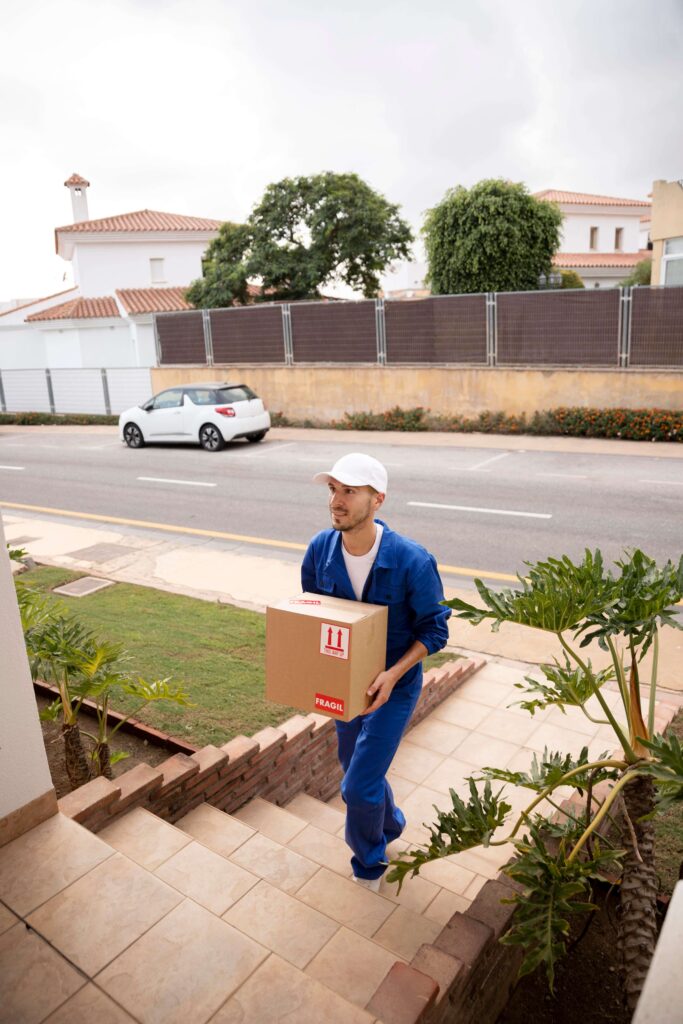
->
[[0, 412, 119, 426]]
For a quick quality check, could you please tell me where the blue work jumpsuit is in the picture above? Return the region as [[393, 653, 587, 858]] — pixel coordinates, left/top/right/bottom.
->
[[301, 519, 451, 880]]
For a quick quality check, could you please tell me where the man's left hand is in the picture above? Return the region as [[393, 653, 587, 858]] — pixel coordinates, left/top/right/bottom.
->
[[361, 670, 397, 715]]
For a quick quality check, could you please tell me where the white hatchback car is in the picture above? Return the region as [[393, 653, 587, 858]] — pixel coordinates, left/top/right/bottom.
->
[[119, 382, 271, 452]]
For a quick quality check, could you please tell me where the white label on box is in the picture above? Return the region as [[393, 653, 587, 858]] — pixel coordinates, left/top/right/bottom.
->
[[320, 622, 350, 659]]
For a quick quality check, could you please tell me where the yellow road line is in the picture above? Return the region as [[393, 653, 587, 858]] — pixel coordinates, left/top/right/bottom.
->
[[0, 499, 518, 582]]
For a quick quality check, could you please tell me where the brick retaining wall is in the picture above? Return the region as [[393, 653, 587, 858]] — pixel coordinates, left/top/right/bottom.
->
[[57, 657, 483, 833]]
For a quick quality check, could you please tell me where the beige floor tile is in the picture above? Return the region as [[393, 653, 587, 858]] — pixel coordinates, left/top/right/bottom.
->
[[526, 721, 596, 758], [389, 741, 445, 784], [0, 902, 18, 935], [406, 718, 469, 756], [504, 746, 545, 774], [430, 695, 491, 729], [98, 899, 268, 1024], [0, 922, 85, 1024], [418, 855, 477, 895], [463, 874, 488, 900], [44, 984, 137, 1023], [453, 676, 513, 707], [230, 832, 319, 894], [373, 904, 441, 961], [451, 732, 520, 770], [306, 926, 398, 1008], [385, 771, 417, 803], [454, 844, 514, 879], [27, 852, 182, 976], [399, 785, 450, 845], [423, 888, 471, 926], [296, 867, 394, 938], [155, 840, 258, 915], [545, 704, 602, 737], [224, 879, 338, 968], [326, 792, 346, 814], [471, 662, 528, 686], [288, 823, 352, 876], [476, 708, 540, 746], [0, 813, 112, 916], [175, 804, 255, 858], [233, 797, 307, 845], [98, 807, 192, 871], [421, 757, 479, 797], [379, 866, 440, 915], [212, 952, 374, 1023], [285, 792, 347, 835]]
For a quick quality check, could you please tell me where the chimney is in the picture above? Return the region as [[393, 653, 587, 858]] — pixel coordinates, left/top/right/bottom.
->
[[64, 173, 90, 223]]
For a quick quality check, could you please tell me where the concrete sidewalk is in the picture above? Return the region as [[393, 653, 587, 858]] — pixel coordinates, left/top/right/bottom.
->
[[5, 506, 682, 692]]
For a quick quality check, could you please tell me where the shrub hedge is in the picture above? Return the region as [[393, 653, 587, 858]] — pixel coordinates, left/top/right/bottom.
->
[[0, 412, 118, 426]]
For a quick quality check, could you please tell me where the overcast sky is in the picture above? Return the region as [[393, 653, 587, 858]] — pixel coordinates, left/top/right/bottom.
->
[[2, 0, 682, 300]]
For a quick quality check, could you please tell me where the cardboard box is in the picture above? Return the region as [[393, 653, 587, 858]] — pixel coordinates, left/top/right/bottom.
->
[[266, 593, 388, 722]]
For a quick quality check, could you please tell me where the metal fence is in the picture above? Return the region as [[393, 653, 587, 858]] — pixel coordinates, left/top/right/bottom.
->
[[153, 285, 683, 369], [0, 367, 153, 415]]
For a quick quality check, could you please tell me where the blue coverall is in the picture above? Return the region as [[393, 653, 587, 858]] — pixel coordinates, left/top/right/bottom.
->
[[301, 519, 451, 880]]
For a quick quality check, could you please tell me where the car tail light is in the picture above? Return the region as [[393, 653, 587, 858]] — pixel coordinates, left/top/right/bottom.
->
[[215, 406, 236, 417]]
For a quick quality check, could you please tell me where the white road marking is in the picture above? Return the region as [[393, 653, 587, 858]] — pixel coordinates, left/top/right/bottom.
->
[[408, 500, 552, 520], [137, 476, 216, 488], [466, 452, 512, 471], [243, 442, 297, 458], [536, 473, 587, 480], [0, 465, 25, 471], [640, 479, 683, 486]]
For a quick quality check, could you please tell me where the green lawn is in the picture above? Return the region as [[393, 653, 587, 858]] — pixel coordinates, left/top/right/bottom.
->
[[18, 566, 458, 748]]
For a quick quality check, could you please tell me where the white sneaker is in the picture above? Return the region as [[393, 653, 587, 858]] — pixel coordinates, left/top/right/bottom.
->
[[353, 875, 382, 893]]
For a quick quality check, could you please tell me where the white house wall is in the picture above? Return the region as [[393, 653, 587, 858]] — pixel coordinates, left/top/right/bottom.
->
[[0, 325, 48, 369], [560, 213, 641, 253], [72, 240, 209, 295]]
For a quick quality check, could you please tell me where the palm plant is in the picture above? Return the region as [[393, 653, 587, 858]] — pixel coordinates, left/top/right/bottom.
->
[[388, 549, 683, 1013]]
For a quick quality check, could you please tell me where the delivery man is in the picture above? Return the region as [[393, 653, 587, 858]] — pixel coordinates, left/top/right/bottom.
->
[[302, 452, 451, 891]]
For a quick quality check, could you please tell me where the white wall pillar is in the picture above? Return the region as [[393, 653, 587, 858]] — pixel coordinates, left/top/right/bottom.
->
[[0, 516, 56, 846]]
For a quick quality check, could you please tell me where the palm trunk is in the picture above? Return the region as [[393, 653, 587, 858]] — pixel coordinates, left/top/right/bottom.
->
[[93, 741, 113, 779], [62, 722, 91, 788], [619, 774, 658, 1013]]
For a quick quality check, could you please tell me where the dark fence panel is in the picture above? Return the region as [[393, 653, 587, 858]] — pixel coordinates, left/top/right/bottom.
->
[[291, 301, 376, 362], [210, 306, 285, 363], [496, 290, 620, 366], [629, 286, 683, 367], [157, 311, 206, 364], [385, 295, 487, 363]]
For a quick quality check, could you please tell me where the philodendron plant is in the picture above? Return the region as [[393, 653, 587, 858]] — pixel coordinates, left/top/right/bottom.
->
[[388, 549, 683, 1013]]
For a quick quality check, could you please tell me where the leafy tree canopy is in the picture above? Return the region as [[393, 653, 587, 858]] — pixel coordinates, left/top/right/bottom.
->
[[187, 173, 413, 306], [560, 269, 585, 289], [423, 179, 563, 294], [621, 257, 652, 287]]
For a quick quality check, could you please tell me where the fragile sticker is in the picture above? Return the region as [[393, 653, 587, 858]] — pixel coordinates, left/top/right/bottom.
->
[[320, 622, 350, 659], [315, 692, 345, 715], [289, 599, 322, 605]]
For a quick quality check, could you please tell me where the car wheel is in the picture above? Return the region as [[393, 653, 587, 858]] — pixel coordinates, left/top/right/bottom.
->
[[246, 431, 267, 443], [199, 423, 226, 451], [123, 423, 145, 448]]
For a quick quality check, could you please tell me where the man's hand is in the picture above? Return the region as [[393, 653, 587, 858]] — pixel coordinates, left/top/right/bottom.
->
[[361, 670, 397, 715]]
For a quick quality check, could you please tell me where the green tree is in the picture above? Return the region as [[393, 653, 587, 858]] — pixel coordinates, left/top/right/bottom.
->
[[560, 269, 585, 289], [185, 223, 252, 308], [621, 257, 652, 287], [187, 173, 413, 306], [423, 179, 563, 294]]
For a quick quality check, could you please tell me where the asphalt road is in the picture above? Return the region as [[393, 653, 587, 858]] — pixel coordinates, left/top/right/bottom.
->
[[1, 430, 682, 588]]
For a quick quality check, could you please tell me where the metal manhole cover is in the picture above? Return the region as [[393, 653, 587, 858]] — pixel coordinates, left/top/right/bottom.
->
[[53, 577, 115, 598], [67, 542, 136, 563]]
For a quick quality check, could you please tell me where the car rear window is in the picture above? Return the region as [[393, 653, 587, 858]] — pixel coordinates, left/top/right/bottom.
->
[[215, 385, 257, 404]]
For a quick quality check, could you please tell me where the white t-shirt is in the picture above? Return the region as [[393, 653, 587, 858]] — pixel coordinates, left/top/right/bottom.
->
[[341, 524, 384, 601]]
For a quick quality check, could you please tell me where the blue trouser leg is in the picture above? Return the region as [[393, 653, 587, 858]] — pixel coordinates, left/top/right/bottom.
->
[[336, 679, 421, 880]]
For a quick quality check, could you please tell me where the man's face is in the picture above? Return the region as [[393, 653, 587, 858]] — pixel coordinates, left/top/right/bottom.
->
[[327, 479, 381, 532]]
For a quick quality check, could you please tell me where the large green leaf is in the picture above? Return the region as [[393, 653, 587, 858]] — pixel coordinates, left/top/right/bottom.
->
[[512, 657, 614, 716], [640, 733, 683, 810], [480, 746, 619, 794]]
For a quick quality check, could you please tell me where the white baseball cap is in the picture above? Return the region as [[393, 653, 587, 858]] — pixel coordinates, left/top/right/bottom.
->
[[313, 453, 388, 493]]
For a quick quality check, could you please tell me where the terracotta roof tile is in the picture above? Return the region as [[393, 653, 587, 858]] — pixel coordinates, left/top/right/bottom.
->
[[56, 209, 223, 234], [553, 251, 650, 269], [64, 173, 90, 187], [0, 287, 78, 319], [116, 287, 193, 314], [26, 296, 120, 322], [535, 189, 651, 208]]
